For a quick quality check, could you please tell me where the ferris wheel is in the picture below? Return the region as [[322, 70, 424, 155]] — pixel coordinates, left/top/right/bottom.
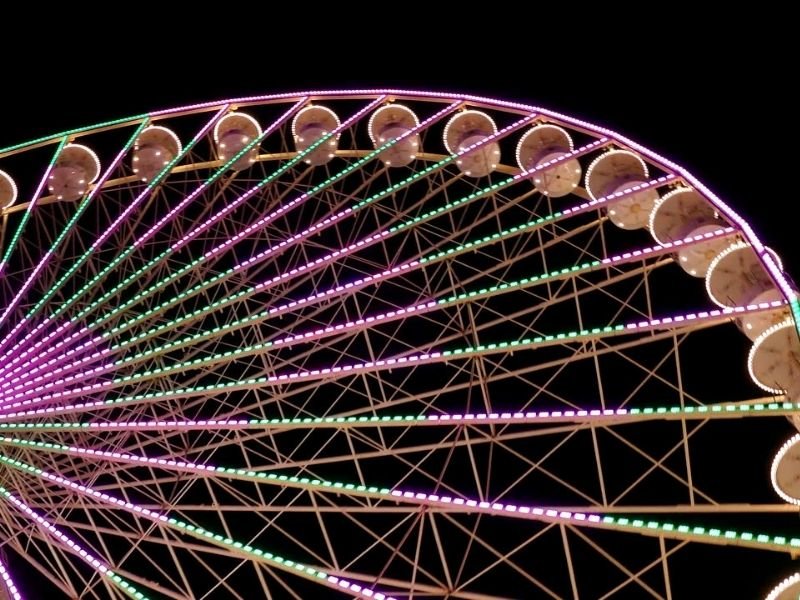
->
[[0, 89, 798, 599]]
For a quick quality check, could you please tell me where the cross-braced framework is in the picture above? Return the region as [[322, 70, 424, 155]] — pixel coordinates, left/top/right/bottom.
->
[[0, 90, 798, 599]]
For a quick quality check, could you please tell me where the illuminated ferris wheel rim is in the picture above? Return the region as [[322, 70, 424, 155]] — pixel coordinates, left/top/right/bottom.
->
[[0, 88, 798, 599], [1, 88, 794, 313]]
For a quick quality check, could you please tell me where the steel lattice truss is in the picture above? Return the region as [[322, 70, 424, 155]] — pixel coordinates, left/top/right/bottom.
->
[[0, 90, 797, 599]]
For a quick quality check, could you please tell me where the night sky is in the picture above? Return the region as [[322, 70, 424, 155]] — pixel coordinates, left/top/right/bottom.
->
[[0, 14, 796, 598]]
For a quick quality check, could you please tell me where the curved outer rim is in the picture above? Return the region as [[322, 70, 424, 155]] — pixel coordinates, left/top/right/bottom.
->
[[0, 88, 795, 329]]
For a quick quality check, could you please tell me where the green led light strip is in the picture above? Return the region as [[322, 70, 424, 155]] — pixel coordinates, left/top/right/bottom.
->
[[597, 514, 798, 552], [17, 106, 230, 331], [83, 214, 690, 381], [0, 114, 149, 156], [98, 173, 522, 344], [3, 97, 429, 378], [70, 126, 340, 321], [10, 155, 674, 401], [12, 109, 533, 382], [9, 302, 755, 423], [30, 108, 263, 321], [0, 122, 149, 332], [14, 322, 628, 403], [0, 400, 795, 432], [95, 171, 561, 352], [0, 137, 68, 270]]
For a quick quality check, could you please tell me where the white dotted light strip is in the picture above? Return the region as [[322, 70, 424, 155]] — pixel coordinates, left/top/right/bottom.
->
[[0, 455, 396, 600], [771, 433, 800, 505], [748, 318, 797, 395], [764, 572, 800, 600], [0, 557, 22, 600], [367, 103, 420, 144], [213, 111, 262, 145], [60, 144, 102, 184], [442, 110, 498, 153], [703, 240, 767, 309], [0, 169, 19, 210], [584, 149, 649, 201], [0, 485, 149, 600], [135, 125, 182, 155]]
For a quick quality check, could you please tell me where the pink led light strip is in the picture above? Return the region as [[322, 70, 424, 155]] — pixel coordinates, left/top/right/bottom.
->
[[0, 557, 22, 600], [0, 485, 148, 599], [70, 100, 450, 328], [218, 90, 800, 311], [0, 123, 149, 331], [0, 299, 784, 412], [107, 110, 540, 322], [0, 100, 386, 383], [0, 225, 738, 398], [0, 453, 397, 600], [130, 97, 315, 252], [0, 106, 230, 366], [0, 216, 664, 404]]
